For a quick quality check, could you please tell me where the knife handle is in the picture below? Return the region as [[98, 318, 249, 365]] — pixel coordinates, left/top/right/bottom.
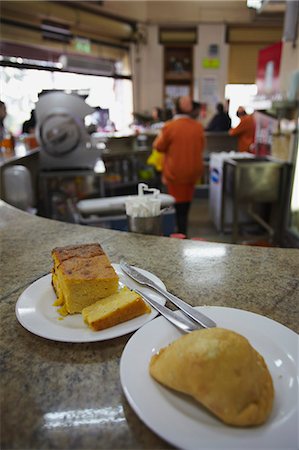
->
[[152, 284, 216, 329]]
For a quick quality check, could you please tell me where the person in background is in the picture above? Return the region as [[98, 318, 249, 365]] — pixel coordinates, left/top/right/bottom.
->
[[0, 100, 15, 152], [0, 100, 7, 141], [21, 109, 39, 149], [164, 108, 173, 121], [229, 106, 256, 152], [151, 106, 164, 122], [150, 106, 165, 130], [205, 102, 231, 132], [153, 95, 205, 236], [22, 110, 36, 134], [147, 107, 166, 188], [190, 101, 202, 120]]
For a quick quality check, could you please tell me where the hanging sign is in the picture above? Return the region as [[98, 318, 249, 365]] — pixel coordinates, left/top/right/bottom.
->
[[202, 58, 220, 69]]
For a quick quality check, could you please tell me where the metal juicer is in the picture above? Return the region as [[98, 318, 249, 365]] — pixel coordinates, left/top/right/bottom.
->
[[35, 91, 102, 170]]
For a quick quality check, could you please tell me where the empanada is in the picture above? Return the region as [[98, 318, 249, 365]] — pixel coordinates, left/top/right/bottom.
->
[[149, 328, 274, 426]]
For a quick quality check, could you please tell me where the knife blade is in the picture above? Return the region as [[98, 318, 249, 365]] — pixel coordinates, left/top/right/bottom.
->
[[120, 260, 216, 329], [126, 282, 199, 333]]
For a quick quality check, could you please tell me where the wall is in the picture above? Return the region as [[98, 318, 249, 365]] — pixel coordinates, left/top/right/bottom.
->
[[194, 24, 228, 121], [228, 26, 283, 84], [131, 25, 163, 115], [279, 25, 299, 97], [131, 23, 228, 118]]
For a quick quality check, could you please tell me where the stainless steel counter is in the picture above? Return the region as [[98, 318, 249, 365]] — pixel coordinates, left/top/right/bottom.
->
[[0, 146, 39, 168], [1, 201, 298, 449]]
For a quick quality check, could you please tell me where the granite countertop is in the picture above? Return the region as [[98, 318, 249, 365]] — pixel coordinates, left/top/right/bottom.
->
[[1, 201, 298, 450]]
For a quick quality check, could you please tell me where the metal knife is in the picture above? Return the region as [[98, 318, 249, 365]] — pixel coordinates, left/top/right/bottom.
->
[[126, 282, 199, 333], [120, 260, 216, 329]]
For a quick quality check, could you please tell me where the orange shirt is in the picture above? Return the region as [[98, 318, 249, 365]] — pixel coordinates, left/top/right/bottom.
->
[[153, 117, 205, 185], [229, 114, 256, 152]]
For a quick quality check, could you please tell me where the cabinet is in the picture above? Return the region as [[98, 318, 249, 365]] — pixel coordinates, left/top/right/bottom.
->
[[164, 46, 193, 109], [251, 98, 299, 246], [253, 99, 298, 160], [271, 100, 299, 247], [38, 168, 104, 221], [221, 157, 290, 244]]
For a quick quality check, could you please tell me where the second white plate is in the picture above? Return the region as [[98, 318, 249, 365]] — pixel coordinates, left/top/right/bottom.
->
[[120, 306, 298, 450], [15, 263, 166, 342]]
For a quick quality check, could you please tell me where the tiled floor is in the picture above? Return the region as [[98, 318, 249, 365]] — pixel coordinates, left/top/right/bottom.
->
[[187, 197, 271, 245], [187, 197, 231, 242]]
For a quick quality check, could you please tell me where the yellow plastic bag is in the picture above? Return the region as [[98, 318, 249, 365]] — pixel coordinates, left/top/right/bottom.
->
[[147, 149, 164, 172]]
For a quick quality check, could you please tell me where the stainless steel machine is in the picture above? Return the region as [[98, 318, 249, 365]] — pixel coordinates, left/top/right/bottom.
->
[[35, 91, 103, 170], [221, 157, 291, 244], [35, 92, 105, 219]]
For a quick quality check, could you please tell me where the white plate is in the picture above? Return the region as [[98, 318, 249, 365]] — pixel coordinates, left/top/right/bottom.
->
[[15, 264, 166, 342], [120, 306, 299, 450]]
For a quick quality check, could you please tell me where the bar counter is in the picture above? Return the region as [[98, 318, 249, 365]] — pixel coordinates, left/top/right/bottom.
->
[[1, 200, 298, 450]]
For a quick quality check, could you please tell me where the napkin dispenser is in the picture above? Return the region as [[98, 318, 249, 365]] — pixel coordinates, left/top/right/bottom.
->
[[125, 183, 162, 235]]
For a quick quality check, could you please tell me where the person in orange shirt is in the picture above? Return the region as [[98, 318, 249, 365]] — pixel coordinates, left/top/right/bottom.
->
[[229, 106, 256, 152], [153, 96, 205, 235]]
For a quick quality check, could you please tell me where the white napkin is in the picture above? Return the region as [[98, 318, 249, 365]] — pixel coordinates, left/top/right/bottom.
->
[[125, 183, 161, 218]]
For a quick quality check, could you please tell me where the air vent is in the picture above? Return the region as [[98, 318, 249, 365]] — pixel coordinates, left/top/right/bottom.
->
[[59, 54, 115, 76], [42, 20, 72, 43]]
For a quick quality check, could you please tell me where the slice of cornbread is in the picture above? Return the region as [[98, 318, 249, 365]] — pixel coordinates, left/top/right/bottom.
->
[[82, 286, 151, 331], [51, 243, 119, 315]]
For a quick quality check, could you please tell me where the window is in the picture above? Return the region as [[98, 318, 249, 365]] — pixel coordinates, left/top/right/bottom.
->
[[0, 67, 133, 135], [225, 84, 257, 127]]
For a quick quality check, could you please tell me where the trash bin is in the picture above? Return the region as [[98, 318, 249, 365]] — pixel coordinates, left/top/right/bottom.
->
[[209, 152, 254, 231], [222, 157, 288, 243], [127, 215, 162, 235]]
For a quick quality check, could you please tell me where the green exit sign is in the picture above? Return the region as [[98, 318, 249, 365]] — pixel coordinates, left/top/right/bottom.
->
[[74, 37, 91, 54]]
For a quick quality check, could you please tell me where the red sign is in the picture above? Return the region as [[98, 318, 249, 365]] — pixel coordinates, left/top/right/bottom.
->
[[256, 42, 282, 96]]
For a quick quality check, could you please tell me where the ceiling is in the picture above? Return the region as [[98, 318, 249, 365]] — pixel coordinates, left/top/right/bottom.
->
[[0, 1, 285, 47], [74, 0, 286, 25], [0, 0, 285, 68]]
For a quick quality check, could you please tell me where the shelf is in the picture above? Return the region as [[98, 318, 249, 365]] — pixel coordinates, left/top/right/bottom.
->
[[271, 100, 297, 110], [251, 98, 299, 119], [164, 45, 193, 104], [165, 72, 192, 81]]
